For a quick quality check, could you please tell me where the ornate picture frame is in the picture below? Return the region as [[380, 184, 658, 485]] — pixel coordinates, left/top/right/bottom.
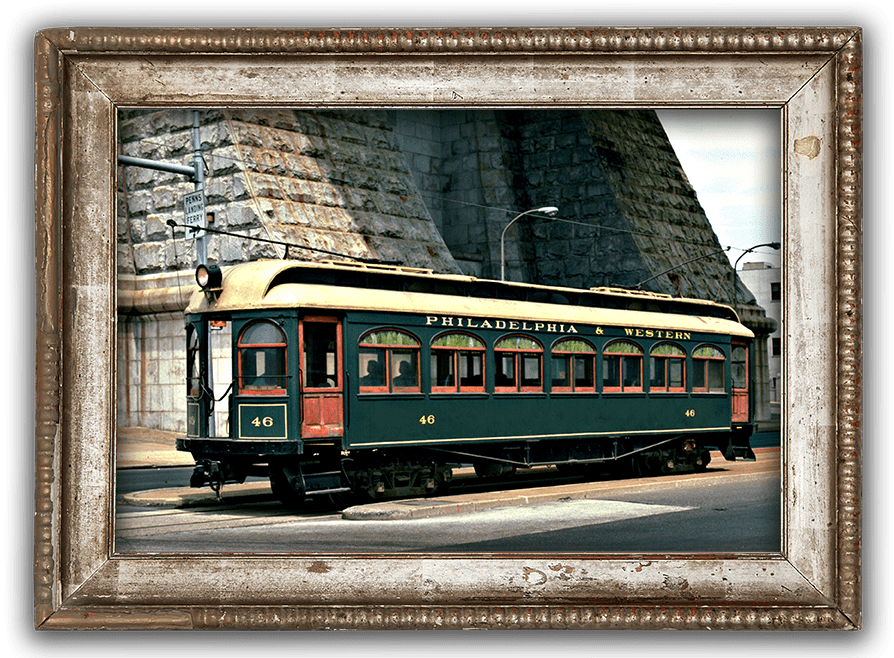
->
[[34, 27, 862, 630]]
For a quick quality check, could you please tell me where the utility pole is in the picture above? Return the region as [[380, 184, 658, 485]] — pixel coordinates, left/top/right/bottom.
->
[[118, 110, 215, 436], [117, 109, 207, 266], [191, 110, 207, 266]]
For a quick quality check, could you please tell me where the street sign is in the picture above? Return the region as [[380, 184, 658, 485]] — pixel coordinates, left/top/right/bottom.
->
[[183, 190, 206, 239]]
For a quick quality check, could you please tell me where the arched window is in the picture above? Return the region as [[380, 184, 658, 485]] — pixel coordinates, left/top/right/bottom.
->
[[649, 343, 686, 392], [693, 345, 725, 392], [237, 320, 287, 395], [495, 335, 543, 392], [603, 340, 643, 392], [551, 338, 596, 392], [359, 329, 420, 393], [431, 333, 485, 393]]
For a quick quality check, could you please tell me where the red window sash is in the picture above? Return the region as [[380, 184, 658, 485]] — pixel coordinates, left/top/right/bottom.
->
[[431, 347, 485, 393], [237, 322, 288, 396], [650, 355, 686, 393], [495, 351, 543, 393], [604, 355, 643, 393], [692, 356, 724, 393], [359, 346, 422, 394], [732, 346, 749, 392], [552, 354, 596, 393], [299, 320, 343, 394]]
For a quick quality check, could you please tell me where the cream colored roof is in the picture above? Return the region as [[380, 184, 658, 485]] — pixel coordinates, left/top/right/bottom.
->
[[186, 260, 752, 338]]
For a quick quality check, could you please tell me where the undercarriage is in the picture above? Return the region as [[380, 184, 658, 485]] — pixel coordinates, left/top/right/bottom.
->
[[186, 432, 733, 508]]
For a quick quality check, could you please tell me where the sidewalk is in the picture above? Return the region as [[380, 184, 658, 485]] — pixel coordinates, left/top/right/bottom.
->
[[117, 425, 276, 508], [116, 426, 196, 470]]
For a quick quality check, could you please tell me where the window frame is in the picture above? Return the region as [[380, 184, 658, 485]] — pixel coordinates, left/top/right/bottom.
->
[[358, 328, 422, 394], [494, 334, 544, 393], [731, 344, 749, 391], [186, 323, 202, 398], [299, 316, 343, 393], [236, 319, 288, 396], [648, 342, 687, 393], [602, 340, 644, 393], [550, 338, 597, 393], [692, 344, 726, 393], [430, 332, 486, 393]]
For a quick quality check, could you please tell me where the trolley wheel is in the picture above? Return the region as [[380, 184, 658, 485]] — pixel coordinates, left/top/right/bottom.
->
[[634, 453, 661, 478], [422, 469, 449, 497], [269, 464, 309, 509], [324, 491, 355, 509], [693, 449, 711, 472]]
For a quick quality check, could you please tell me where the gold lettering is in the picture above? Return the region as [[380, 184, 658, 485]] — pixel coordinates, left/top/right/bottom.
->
[[425, 315, 692, 340]]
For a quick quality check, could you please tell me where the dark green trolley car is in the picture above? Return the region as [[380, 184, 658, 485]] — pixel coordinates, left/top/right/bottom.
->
[[177, 259, 757, 507]]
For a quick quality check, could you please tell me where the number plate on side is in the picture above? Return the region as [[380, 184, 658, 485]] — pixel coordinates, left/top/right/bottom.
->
[[238, 403, 288, 439], [187, 402, 200, 437]]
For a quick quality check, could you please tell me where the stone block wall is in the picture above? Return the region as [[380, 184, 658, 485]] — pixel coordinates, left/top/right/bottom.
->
[[117, 312, 186, 432], [117, 309, 232, 433], [118, 109, 461, 276]]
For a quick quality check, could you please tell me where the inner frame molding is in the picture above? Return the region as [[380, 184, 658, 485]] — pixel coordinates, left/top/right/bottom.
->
[[34, 27, 862, 630]]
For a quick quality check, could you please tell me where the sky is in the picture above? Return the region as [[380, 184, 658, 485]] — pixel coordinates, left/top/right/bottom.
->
[[656, 109, 782, 270]]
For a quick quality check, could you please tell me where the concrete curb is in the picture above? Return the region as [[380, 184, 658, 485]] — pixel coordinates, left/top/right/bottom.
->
[[122, 481, 273, 507], [341, 487, 597, 520]]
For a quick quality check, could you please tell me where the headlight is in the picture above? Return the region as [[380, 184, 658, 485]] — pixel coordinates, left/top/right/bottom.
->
[[195, 263, 222, 289]]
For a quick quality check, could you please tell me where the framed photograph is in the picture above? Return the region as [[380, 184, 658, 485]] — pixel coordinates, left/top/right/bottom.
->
[[34, 27, 862, 630]]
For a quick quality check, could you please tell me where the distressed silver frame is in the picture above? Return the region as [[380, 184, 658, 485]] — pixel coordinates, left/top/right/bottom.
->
[[34, 27, 862, 630]]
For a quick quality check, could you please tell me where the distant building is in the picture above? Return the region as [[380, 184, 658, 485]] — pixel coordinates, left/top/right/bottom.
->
[[738, 261, 782, 424]]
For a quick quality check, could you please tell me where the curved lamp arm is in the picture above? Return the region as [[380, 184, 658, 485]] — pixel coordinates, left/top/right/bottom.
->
[[500, 206, 559, 281], [732, 242, 781, 312]]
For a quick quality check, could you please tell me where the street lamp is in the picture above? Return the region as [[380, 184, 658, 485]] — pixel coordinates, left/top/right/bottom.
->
[[634, 247, 730, 290], [500, 206, 559, 281], [732, 242, 781, 312]]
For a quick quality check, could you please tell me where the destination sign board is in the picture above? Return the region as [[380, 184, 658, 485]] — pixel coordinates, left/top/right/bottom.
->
[[183, 190, 205, 239]]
